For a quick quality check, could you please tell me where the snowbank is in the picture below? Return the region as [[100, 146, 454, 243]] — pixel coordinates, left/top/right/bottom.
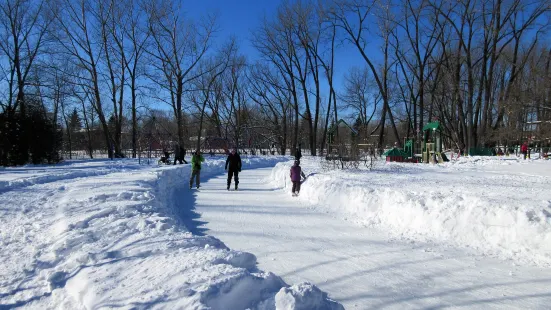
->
[[275, 283, 344, 310], [1, 156, 343, 309], [0, 159, 144, 193], [270, 157, 551, 266]]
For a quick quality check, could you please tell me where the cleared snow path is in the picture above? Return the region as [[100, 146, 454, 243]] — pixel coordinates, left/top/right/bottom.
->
[[195, 167, 551, 309], [0, 158, 344, 309]]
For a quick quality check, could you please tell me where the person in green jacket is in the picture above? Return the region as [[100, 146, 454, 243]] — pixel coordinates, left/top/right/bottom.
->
[[190, 150, 205, 189]]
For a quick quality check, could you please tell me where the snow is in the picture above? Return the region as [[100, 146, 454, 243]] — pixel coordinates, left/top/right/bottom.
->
[[194, 156, 551, 309], [0, 160, 144, 193], [3, 154, 551, 309], [275, 283, 344, 310], [270, 156, 551, 267], [0, 156, 341, 309]]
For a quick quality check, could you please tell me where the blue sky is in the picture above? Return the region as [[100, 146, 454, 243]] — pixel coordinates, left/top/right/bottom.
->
[[184, 0, 283, 61], [183, 0, 369, 91]]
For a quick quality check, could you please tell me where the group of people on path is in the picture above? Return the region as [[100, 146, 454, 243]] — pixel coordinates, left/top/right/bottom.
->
[[188, 148, 242, 190], [161, 145, 188, 165], [175, 144, 307, 196]]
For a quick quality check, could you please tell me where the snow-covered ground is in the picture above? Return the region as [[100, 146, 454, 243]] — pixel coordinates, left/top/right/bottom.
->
[[193, 155, 551, 309], [0, 156, 343, 309], [3, 154, 551, 309], [270, 156, 551, 267]]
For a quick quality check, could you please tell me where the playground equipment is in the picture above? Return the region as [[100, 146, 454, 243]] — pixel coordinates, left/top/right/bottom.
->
[[384, 148, 408, 162], [323, 119, 453, 167], [421, 121, 449, 163], [404, 139, 414, 159], [392, 138, 421, 163]]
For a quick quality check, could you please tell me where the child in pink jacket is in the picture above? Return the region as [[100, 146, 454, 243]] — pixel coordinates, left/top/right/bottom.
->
[[290, 160, 306, 196]]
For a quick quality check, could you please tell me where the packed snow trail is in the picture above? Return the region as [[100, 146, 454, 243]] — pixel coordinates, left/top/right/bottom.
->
[[0, 158, 344, 309], [195, 167, 551, 309]]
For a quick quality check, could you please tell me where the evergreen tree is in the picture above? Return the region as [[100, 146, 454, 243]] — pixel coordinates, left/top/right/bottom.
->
[[29, 104, 63, 164], [0, 97, 63, 166], [68, 108, 82, 133]]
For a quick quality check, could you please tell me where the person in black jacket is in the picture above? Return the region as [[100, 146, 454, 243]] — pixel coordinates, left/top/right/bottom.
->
[[295, 143, 302, 161], [173, 145, 188, 165], [225, 149, 242, 190]]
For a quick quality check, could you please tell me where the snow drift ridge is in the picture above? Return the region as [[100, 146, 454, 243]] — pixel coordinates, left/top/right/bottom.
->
[[270, 160, 551, 266]]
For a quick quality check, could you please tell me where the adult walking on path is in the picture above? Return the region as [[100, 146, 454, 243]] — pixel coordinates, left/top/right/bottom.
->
[[225, 149, 242, 190], [174, 145, 188, 165], [189, 150, 204, 189], [521, 142, 529, 160]]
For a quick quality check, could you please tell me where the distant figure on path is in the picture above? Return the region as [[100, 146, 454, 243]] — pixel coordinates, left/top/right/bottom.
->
[[174, 145, 187, 165], [295, 144, 302, 161], [189, 150, 204, 189], [290, 160, 306, 196], [521, 142, 528, 160]]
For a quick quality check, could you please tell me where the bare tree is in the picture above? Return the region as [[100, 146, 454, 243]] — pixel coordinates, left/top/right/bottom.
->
[[146, 1, 217, 150], [424, 0, 550, 152], [327, 0, 402, 149], [392, 0, 442, 139], [99, 0, 126, 157], [318, 23, 338, 155], [72, 84, 95, 158], [189, 40, 235, 151], [119, 0, 149, 158], [248, 63, 291, 155], [221, 49, 248, 149], [51, 0, 115, 158], [342, 66, 380, 137], [290, 0, 322, 156], [252, 10, 301, 155], [0, 0, 50, 113]]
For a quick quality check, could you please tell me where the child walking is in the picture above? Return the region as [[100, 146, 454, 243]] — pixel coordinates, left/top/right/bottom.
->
[[290, 160, 306, 196]]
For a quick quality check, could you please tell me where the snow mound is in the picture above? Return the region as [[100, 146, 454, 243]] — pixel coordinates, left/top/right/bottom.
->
[[0, 159, 144, 193], [270, 158, 551, 266], [202, 271, 285, 309], [275, 282, 344, 310], [1, 156, 345, 309]]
